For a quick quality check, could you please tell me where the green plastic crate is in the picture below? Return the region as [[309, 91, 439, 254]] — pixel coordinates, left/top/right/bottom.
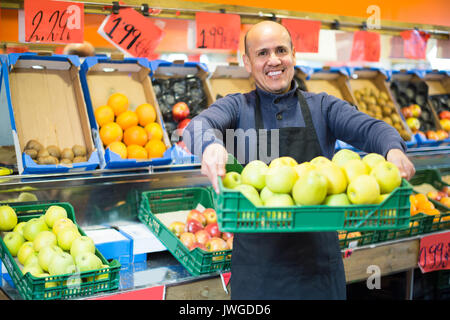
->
[[138, 187, 231, 276], [339, 231, 380, 249], [0, 202, 121, 300], [376, 212, 435, 242]]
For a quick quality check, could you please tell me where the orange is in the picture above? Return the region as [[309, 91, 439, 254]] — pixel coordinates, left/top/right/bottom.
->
[[145, 139, 166, 159], [94, 105, 115, 127], [100, 122, 123, 146], [116, 110, 139, 131], [144, 122, 163, 141], [107, 93, 129, 116], [123, 125, 148, 147], [107, 141, 127, 159], [136, 103, 156, 127], [127, 145, 148, 159]]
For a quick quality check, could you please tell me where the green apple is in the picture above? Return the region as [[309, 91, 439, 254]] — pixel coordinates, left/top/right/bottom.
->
[[22, 263, 44, 277], [48, 252, 75, 276], [24, 252, 39, 267], [260, 186, 276, 205], [95, 264, 110, 281], [362, 153, 386, 172], [0, 205, 17, 231], [17, 241, 35, 265], [70, 236, 95, 260], [222, 172, 242, 189], [310, 156, 332, 166], [265, 165, 297, 194], [64, 265, 82, 287], [75, 252, 102, 273], [323, 193, 351, 206], [293, 162, 316, 180], [264, 194, 294, 207], [234, 184, 263, 207], [241, 160, 268, 191], [37, 273, 60, 290], [342, 159, 369, 182], [23, 218, 49, 241], [375, 193, 391, 204], [38, 245, 64, 272], [52, 218, 75, 235], [370, 161, 402, 194], [269, 156, 298, 168], [315, 162, 348, 195], [3, 231, 25, 257], [44, 206, 68, 228], [292, 170, 328, 205], [57, 227, 81, 251], [347, 174, 380, 205], [331, 149, 361, 168], [13, 222, 27, 236], [33, 230, 57, 252]]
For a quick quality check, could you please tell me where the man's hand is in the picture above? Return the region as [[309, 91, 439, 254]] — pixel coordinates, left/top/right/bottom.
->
[[386, 148, 415, 180], [201, 143, 228, 194]]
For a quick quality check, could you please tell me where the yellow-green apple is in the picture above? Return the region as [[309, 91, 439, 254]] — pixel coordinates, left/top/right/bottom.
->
[[241, 160, 268, 191], [260, 186, 275, 205], [17, 241, 35, 265], [265, 165, 297, 194], [57, 227, 81, 251], [179, 232, 196, 249], [3, 231, 25, 256], [204, 222, 221, 238], [292, 170, 328, 205], [185, 219, 204, 234], [75, 252, 102, 273], [375, 193, 390, 204], [95, 264, 110, 281], [23, 218, 49, 241], [22, 263, 44, 277], [0, 205, 17, 231], [38, 245, 63, 272], [70, 236, 95, 259], [234, 184, 263, 206], [370, 161, 402, 194], [222, 172, 242, 189], [331, 149, 360, 168], [187, 209, 206, 226], [293, 162, 316, 180], [194, 230, 211, 245], [310, 156, 332, 166], [48, 252, 75, 276], [44, 206, 68, 228], [221, 232, 233, 241], [169, 221, 185, 237], [226, 237, 233, 250], [362, 153, 386, 172], [13, 222, 27, 236], [206, 237, 228, 252], [323, 193, 351, 206], [315, 162, 348, 195], [202, 208, 217, 225], [347, 174, 380, 204], [342, 159, 369, 182], [24, 252, 39, 267], [64, 265, 82, 287], [33, 230, 57, 252], [190, 242, 207, 252], [265, 194, 294, 207], [37, 273, 60, 290], [52, 218, 75, 235], [269, 156, 298, 168]]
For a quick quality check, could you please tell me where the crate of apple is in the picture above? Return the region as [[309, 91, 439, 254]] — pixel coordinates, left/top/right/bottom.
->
[[0, 203, 120, 300]]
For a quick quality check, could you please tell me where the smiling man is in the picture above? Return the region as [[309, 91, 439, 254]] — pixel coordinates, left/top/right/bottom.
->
[[183, 21, 415, 300]]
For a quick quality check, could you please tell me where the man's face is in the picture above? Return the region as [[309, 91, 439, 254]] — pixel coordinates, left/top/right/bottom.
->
[[243, 23, 296, 94]]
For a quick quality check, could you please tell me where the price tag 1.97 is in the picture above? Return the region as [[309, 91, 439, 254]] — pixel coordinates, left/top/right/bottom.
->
[[98, 8, 163, 58], [195, 12, 241, 50], [418, 231, 450, 273]]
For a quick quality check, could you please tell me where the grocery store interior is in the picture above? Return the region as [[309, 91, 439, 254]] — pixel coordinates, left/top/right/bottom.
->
[[0, 0, 449, 301]]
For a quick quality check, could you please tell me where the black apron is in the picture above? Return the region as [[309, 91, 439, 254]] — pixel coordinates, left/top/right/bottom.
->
[[230, 89, 347, 300]]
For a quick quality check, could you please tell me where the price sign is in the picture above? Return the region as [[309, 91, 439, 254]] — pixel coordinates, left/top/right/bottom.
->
[[195, 12, 241, 50], [401, 29, 430, 60], [281, 19, 321, 53], [418, 231, 450, 273], [98, 8, 164, 58], [350, 30, 380, 62], [21, 0, 84, 44]]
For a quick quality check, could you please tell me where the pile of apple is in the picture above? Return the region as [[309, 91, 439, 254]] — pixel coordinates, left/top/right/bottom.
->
[[168, 208, 233, 253], [426, 186, 450, 208], [0, 205, 108, 286], [222, 149, 403, 207]]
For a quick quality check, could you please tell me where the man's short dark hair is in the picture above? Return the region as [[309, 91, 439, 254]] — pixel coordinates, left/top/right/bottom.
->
[[244, 21, 293, 55]]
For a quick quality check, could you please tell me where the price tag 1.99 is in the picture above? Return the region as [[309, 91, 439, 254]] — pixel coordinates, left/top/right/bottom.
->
[[98, 8, 163, 58], [20, 0, 84, 44], [195, 12, 241, 50], [418, 231, 450, 273]]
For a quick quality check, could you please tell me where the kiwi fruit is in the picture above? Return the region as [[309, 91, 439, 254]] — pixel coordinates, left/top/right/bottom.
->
[[38, 156, 58, 165], [73, 156, 87, 163], [25, 139, 44, 152], [400, 130, 412, 141], [391, 114, 401, 124], [47, 145, 61, 159], [380, 92, 389, 101], [37, 148, 50, 159], [72, 145, 87, 157], [24, 149, 38, 159], [382, 106, 392, 116], [61, 148, 75, 161], [60, 158, 73, 165], [383, 117, 393, 126]]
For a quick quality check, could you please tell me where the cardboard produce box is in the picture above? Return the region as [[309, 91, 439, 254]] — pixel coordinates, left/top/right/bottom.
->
[[206, 64, 255, 101], [3, 53, 100, 174], [80, 56, 172, 169]]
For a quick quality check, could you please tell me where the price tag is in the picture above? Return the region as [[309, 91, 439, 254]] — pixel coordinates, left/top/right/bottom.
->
[[418, 231, 450, 273], [350, 31, 380, 62], [98, 8, 164, 58], [281, 19, 321, 53], [195, 12, 241, 50], [400, 30, 430, 60], [20, 0, 84, 44]]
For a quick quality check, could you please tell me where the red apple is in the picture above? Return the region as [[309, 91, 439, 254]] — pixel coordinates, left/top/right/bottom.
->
[[179, 232, 196, 249], [176, 118, 191, 136], [204, 222, 221, 238], [439, 111, 450, 120], [426, 130, 439, 140], [436, 130, 449, 140], [190, 242, 207, 252], [194, 230, 211, 245], [169, 221, 186, 238], [222, 232, 234, 241], [184, 219, 204, 234], [401, 107, 413, 119], [202, 208, 217, 225], [172, 102, 190, 122], [226, 237, 233, 250], [427, 191, 445, 201], [206, 237, 228, 252], [442, 186, 450, 197], [410, 104, 422, 118], [187, 209, 206, 226]]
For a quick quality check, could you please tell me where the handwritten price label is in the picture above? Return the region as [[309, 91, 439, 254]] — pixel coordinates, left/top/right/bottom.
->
[[195, 12, 241, 50], [401, 30, 430, 60], [98, 8, 163, 58], [281, 19, 321, 53], [350, 31, 380, 62], [418, 231, 450, 273], [22, 0, 84, 44]]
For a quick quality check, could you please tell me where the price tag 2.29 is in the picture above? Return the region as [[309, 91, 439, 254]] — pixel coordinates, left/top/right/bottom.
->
[[98, 8, 163, 58], [196, 12, 241, 50], [418, 231, 450, 273]]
